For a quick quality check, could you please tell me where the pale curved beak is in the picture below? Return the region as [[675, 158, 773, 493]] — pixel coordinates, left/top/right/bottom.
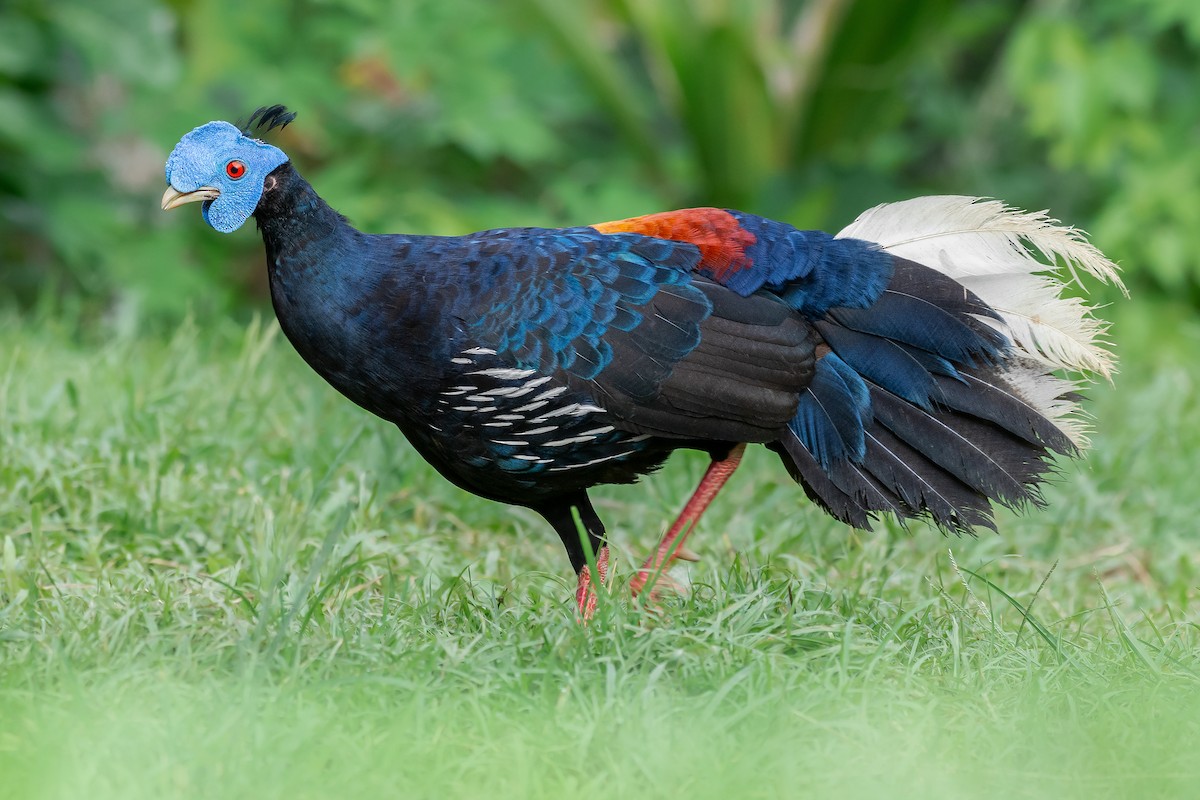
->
[[161, 185, 220, 211]]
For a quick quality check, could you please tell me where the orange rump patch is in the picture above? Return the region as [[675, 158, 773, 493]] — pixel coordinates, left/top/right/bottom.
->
[[591, 208, 756, 281]]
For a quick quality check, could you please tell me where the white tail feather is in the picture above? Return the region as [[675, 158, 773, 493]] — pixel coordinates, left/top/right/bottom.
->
[[837, 195, 1125, 447], [837, 195, 1125, 379], [1001, 360, 1092, 449]]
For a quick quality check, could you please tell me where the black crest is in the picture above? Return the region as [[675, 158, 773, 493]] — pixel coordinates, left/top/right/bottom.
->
[[240, 105, 296, 137]]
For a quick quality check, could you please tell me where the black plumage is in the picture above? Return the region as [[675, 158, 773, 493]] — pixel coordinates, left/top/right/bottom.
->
[[162, 108, 1122, 617]]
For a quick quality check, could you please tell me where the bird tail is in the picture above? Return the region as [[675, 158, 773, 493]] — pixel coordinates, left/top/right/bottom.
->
[[773, 196, 1125, 533]]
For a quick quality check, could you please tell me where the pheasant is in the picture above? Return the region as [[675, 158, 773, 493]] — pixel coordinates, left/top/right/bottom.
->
[[162, 106, 1124, 619]]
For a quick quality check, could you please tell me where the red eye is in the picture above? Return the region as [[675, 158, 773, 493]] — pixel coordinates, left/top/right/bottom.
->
[[226, 160, 247, 180]]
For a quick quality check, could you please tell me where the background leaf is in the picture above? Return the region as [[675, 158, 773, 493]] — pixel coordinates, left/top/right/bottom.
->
[[0, 0, 1196, 319]]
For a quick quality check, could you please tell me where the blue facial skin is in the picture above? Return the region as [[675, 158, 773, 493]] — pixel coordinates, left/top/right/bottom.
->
[[164, 121, 289, 233]]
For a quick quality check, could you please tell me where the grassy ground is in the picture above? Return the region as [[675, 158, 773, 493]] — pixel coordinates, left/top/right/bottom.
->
[[1, 300, 1199, 799]]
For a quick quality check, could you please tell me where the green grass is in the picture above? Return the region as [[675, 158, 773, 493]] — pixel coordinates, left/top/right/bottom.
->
[[2, 301, 1199, 799]]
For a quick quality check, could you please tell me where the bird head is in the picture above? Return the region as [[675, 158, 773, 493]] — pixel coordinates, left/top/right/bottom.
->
[[161, 105, 295, 233]]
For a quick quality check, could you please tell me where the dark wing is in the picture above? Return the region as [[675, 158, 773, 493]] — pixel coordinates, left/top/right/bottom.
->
[[446, 227, 818, 444], [598, 277, 816, 441]]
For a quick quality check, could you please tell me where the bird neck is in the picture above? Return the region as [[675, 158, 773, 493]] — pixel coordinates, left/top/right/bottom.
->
[[249, 160, 444, 424], [254, 162, 356, 267]]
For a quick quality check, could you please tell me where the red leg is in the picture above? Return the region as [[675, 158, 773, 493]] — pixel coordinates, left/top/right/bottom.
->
[[631, 443, 746, 600], [574, 545, 610, 621]]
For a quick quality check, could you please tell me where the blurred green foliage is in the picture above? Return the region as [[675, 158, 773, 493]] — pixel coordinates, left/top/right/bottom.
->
[[1, 0, 1197, 321]]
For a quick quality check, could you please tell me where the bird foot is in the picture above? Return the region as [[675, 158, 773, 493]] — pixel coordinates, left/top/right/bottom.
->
[[574, 546, 610, 622], [629, 565, 685, 605]]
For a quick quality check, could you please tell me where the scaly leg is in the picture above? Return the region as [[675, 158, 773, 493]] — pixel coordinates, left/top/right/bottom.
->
[[630, 443, 746, 600], [574, 545, 610, 621], [539, 493, 610, 621]]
